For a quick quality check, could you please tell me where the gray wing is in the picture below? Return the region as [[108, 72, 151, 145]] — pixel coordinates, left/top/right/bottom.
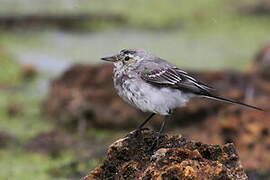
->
[[139, 62, 213, 95], [137, 58, 264, 111]]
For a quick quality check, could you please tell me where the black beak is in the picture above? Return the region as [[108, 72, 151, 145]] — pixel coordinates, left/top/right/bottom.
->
[[101, 55, 118, 62]]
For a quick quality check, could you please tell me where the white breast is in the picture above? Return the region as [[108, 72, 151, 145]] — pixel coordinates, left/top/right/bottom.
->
[[113, 64, 191, 115]]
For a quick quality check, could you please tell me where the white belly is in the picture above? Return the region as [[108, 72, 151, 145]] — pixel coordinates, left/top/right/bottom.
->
[[115, 78, 191, 115]]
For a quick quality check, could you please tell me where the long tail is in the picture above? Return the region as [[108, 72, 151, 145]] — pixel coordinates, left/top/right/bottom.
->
[[202, 94, 264, 111]]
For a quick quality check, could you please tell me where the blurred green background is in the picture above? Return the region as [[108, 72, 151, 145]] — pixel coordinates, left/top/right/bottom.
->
[[0, 0, 269, 179]]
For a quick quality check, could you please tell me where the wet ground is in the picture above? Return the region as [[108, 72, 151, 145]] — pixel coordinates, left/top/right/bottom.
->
[[0, 0, 270, 179]]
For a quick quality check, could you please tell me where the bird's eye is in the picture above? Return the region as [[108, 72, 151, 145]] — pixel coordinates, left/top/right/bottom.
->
[[124, 56, 130, 61]]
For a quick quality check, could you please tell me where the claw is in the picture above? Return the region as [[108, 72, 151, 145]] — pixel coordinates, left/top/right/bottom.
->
[[148, 132, 166, 151]]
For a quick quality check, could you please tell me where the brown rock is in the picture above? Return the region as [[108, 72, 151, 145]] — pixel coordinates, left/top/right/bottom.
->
[[253, 43, 270, 80], [84, 130, 247, 180], [178, 96, 270, 172]]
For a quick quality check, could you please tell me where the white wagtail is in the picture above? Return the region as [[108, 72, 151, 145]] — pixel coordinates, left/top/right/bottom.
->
[[101, 49, 264, 132]]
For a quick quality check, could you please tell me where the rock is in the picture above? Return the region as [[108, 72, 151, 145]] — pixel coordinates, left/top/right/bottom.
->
[[253, 43, 270, 80], [245, 43, 270, 97], [185, 100, 270, 169], [84, 129, 247, 180]]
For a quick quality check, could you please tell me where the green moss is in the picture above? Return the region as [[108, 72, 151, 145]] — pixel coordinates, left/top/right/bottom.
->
[[0, 150, 72, 180], [81, 0, 229, 29], [0, 50, 21, 85], [0, 91, 52, 142]]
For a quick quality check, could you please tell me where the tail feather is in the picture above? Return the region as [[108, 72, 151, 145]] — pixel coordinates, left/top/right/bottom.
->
[[203, 94, 264, 111]]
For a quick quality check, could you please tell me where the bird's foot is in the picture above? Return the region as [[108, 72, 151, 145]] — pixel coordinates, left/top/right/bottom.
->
[[148, 132, 166, 152]]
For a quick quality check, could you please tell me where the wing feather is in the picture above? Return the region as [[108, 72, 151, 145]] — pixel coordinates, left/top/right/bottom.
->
[[141, 67, 213, 95]]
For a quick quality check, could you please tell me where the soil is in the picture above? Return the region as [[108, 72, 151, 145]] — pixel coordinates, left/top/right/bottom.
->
[[84, 129, 247, 180]]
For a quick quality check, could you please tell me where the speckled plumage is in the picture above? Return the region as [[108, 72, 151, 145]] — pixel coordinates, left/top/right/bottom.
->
[[101, 49, 263, 119], [113, 60, 192, 115]]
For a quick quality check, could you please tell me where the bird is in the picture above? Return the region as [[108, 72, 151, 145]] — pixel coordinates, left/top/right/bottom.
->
[[101, 49, 264, 133]]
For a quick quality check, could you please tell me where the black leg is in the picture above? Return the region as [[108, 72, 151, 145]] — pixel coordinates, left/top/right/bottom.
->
[[137, 113, 156, 130], [158, 111, 172, 133], [148, 114, 173, 151], [158, 116, 167, 133]]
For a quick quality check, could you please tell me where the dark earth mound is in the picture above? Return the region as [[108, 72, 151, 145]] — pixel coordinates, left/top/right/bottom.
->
[[84, 129, 247, 180]]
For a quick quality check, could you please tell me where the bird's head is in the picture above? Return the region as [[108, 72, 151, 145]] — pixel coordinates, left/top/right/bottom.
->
[[101, 49, 147, 66]]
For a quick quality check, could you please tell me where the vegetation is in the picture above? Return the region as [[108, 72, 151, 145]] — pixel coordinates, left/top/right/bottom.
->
[[0, 50, 20, 85]]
